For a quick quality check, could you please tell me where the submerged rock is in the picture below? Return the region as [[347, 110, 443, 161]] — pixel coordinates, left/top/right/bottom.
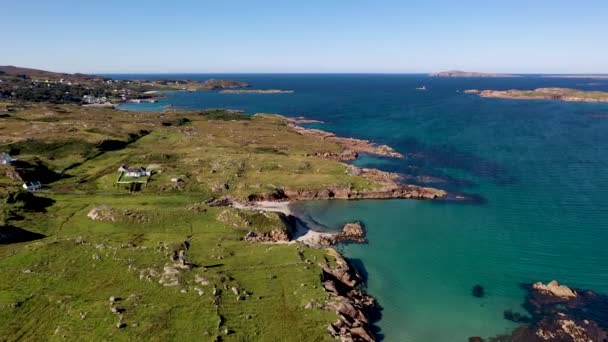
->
[[485, 280, 608, 341], [472, 285, 485, 298]]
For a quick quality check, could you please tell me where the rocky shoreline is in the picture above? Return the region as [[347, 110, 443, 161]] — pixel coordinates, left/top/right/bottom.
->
[[322, 248, 379, 342], [208, 119, 448, 340], [282, 116, 404, 159], [217, 198, 379, 341], [201, 114, 454, 341]]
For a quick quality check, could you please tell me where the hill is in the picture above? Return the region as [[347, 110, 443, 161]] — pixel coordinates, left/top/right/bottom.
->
[[0, 65, 102, 81]]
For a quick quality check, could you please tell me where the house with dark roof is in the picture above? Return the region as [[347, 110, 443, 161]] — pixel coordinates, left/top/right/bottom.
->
[[118, 164, 152, 177]]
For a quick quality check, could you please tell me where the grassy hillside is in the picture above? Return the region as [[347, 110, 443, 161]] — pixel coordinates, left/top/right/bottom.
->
[[0, 102, 381, 341]]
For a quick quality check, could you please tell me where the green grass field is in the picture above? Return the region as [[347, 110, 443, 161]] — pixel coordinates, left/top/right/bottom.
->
[[0, 102, 379, 341]]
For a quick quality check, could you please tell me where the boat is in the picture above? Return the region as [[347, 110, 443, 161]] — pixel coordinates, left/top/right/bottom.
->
[[416, 86, 427, 90]]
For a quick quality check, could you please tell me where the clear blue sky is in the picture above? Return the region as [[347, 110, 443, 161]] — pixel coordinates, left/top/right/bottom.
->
[[3, 0, 608, 73]]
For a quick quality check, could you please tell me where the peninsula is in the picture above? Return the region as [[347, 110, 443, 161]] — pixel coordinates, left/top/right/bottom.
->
[[465, 87, 608, 102], [430, 70, 520, 78], [0, 66, 248, 106], [0, 67, 445, 341]]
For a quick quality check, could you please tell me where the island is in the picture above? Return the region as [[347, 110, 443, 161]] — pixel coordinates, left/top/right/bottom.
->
[[464, 88, 608, 102], [0, 67, 447, 341], [430, 70, 520, 77], [541, 75, 608, 79], [219, 89, 294, 94]]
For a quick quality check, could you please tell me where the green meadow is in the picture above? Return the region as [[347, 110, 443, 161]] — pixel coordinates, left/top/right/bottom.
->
[[0, 102, 379, 341]]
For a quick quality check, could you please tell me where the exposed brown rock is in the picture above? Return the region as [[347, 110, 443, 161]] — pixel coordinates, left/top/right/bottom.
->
[[533, 280, 577, 299], [244, 229, 290, 243], [281, 183, 446, 201], [318, 222, 366, 246], [284, 120, 404, 159], [485, 280, 608, 342], [321, 248, 378, 341]]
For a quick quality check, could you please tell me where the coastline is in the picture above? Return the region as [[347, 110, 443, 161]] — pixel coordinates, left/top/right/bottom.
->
[[225, 198, 381, 341], [208, 116, 452, 341]]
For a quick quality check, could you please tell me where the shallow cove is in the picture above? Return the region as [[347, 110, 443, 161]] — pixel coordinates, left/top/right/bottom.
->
[[115, 74, 608, 341]]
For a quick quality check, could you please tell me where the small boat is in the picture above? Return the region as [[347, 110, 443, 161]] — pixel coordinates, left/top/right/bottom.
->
[[416, 86, 427, 90]]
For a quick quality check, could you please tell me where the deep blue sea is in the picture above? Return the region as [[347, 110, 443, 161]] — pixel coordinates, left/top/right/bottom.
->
[[113, 74, 608, 341]]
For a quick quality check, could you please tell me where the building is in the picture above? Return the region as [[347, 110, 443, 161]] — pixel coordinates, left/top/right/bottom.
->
[[0, 153, 15, 165], [118, 164, 152, 178], [22, 181, 42, 191]]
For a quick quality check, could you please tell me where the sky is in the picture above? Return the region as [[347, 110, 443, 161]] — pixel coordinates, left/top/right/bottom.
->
[[3, 0, 608, 74]]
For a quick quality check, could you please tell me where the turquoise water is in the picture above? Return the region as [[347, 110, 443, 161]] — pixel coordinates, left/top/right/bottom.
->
[[114, 74, 608, 341]]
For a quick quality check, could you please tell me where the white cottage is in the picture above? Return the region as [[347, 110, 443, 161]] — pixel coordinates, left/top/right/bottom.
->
[[0, 153, 15, 165], [118, 164, 152, 177], [22, 181, 42, 191]]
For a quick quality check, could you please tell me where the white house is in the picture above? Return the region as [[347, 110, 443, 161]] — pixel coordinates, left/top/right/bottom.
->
[[118, 164, 152, 178], [22, 181, 42, 191], [0, 153, 15, 165]]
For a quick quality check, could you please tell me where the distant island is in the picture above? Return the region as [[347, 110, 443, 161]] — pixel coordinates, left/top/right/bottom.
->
[[219, 89, 294, 94], [465, 88, 608, 102], [541, 75, 608, 79], [431, 70, 520, 78]]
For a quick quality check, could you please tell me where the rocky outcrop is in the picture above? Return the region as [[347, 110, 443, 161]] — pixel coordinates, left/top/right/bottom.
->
[[286, 117, 324, 125], [308, 150, 359, 162], [284, 121, 404, 159], [87, 206, 149, 223], [517, 316, 606, 342], [245, 181, 446, 202], [532, 280, 577, 299], [282, 183, 446, 201], [87, 206, 117, 222], [321, 248, 378, 342], [244, 229, 290, 243], [318, 222, 366, 246], [481, 280, 608, 342]]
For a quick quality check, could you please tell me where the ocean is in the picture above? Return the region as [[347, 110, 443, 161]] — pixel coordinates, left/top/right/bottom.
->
[[113, 74, 608, 341]]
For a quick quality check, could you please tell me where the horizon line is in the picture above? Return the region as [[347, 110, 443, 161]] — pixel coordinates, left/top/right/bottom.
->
[[95, 71, 608, 76]]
